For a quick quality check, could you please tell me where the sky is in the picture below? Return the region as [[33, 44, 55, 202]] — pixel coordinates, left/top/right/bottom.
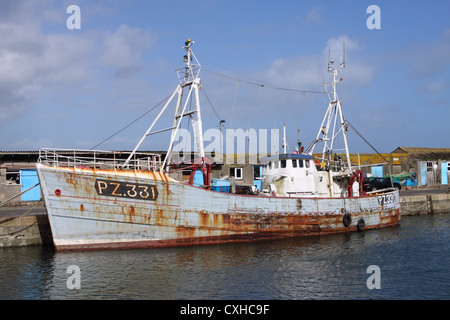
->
[[0, 0, 449, 154]]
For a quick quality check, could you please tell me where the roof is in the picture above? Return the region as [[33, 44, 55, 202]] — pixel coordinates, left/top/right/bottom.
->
[[392, 147, 450, 160], [260, 153, 315, 162]]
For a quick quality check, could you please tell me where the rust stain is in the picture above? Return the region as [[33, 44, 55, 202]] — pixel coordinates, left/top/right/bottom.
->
[[222, 214, 231, 224], [176, 226, 197, 239], [213, 213, 219, 225], [53, 206, 401, 251], [199, 211, 209, 226], [128, 205, 135, 222], [43, 164, 401, 250]]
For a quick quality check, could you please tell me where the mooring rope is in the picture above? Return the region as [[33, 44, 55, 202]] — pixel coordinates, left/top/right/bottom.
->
[[0, 199, 44, 236], [0, 183, 43, 236], [0, 183, 40, 208], [400, 195, 430, 215]]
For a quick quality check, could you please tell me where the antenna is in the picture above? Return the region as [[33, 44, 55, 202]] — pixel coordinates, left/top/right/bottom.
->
[[340, 41, 346, 70], [327, 47, 334, 72], [307, 40, 351, 171], [328, 42, 346, 73]]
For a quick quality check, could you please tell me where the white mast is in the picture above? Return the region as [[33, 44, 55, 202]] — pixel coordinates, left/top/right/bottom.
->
[[164, 39, 205, 171], [124, 39, 205, 172], [306, 42, 352, 171]]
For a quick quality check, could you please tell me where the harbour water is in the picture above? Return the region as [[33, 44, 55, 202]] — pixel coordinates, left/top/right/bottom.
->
[[0, 214, 448, 300]]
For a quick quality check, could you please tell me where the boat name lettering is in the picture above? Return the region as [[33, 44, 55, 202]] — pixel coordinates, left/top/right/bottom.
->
[[94, 179, 158, 201], [377, 194, 394, 206]]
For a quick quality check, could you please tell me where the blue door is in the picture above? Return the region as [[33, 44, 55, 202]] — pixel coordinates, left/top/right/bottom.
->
[[441, 162, 448, 185], [193, 169, 203, 187], [20, 169, 41, 201], [371, 165, 383, 178], [420, 162, 427, 186]]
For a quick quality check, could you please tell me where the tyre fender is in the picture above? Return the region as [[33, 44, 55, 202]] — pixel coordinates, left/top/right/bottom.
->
[[343, 213, 352, 227], [357, 218, 365, 231]]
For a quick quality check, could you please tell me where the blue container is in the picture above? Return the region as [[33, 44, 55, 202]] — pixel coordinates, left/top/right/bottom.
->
[[212, 186, 230, 193], [404, 178, 417, 187], [212, 179, 230, 193]]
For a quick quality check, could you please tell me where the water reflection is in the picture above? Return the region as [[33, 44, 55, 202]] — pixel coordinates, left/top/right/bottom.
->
[[0, 246, 55, 299], [1, 214, 448, 300]]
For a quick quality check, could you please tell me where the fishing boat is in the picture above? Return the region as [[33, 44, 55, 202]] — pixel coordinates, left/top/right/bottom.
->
[[36, 40, 400, 250]]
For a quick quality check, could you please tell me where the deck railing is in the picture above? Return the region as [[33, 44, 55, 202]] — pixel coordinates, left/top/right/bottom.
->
[[38, 148, 162, 171]]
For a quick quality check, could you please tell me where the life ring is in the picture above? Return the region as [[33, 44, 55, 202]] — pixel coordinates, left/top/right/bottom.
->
[[343, 213, 352, 227], [357, 218, 365, 231]]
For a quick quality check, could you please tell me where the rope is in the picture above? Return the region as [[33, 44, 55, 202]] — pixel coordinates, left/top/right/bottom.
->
[[400, 196, 430, 215], [346, 120, 388, 163], [346, 120, 394, 188], [201, 86, 222, 122], [0, 199, 43, 226], [0, 183, 40, 208], [0, 221, 38, 237], [203, 69, 327, 94], [90, 94, 172, 150], [0, 182, 44, 236]]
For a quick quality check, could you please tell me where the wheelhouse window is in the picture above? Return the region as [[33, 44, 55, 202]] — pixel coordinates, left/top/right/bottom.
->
[[299, 160, 304, 168], [281, 160, 286, 168], [292, 159, 297, 168], [273, 161, 278, 169], [305, 160, 310, 168]]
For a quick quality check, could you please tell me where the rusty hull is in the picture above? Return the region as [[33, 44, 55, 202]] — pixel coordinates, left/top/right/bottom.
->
[[36, 163, 401, 250]]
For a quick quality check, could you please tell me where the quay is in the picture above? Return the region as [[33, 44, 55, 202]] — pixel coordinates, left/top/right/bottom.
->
[[1, 188, 449, 248]]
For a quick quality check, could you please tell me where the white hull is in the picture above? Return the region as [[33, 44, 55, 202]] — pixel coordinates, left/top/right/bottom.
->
[[37, 163, 401, 250]]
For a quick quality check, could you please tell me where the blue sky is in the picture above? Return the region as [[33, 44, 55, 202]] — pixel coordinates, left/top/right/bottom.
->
[[0, 0, 449, 154]]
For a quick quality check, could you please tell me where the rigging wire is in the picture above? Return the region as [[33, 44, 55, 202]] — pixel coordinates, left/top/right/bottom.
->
[[201, 85, 242, 152], [346, 119, 394, 186], [89, 58, 326, 150], [201, 87, 222, 122], [346, 120, 388, 163], [203, 69, 328, 95], [90, 94, 172, 150]]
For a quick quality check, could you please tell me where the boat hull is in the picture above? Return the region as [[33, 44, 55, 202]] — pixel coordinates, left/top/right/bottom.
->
[[36, 163, 401, 250]]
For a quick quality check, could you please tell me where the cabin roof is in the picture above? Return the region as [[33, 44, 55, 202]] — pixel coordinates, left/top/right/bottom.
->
[[260, 153, 315, 163]]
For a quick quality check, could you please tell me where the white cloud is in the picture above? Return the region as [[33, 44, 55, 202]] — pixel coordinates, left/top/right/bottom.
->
[[305, 6, 323, 24], [0, 2, 98, 122], [417, 79, 450, 94], [101, 24, 156, 78], [200, 34, 377, 140], [0, 2, 157, 125], [253, 35, 373, 99]]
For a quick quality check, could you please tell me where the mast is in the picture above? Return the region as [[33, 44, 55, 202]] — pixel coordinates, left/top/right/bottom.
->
[[306, 42, 352, 171], [164, 39, 205, 170], [124, 39, 206, 177]]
